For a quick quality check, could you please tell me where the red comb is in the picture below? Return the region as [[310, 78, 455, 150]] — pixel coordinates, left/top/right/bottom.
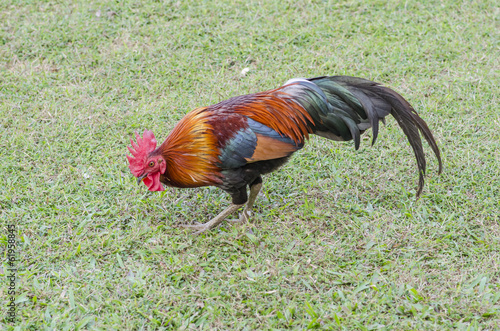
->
[[126, 129, 157, 176]]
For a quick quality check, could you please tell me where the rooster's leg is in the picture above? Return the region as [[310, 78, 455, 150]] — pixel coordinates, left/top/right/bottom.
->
[[180, 203, 244, 235], [237, 177, 263, 223]]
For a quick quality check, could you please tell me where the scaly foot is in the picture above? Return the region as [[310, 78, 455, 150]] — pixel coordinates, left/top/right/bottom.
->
[[179, 222, 213, 235], [179, 203, 244, 234]]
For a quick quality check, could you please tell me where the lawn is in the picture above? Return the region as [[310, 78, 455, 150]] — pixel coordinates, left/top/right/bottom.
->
[[1, 0, 499, 329]]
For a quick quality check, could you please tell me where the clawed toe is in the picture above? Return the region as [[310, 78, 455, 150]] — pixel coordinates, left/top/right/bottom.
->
[[240, 210, 251, 223], [227, 210, 252, 223]]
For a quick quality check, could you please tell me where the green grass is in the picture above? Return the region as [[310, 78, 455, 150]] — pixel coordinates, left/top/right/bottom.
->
[[1, 0, 499, 329]]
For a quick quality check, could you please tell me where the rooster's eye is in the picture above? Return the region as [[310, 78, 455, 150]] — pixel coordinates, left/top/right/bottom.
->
[[148, 161, 155, 167]]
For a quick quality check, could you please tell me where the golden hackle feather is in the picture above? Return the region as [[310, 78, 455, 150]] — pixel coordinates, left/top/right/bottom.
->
[[158, 107, 222, 188]]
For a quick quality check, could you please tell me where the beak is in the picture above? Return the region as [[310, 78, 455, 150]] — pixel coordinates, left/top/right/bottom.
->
[[137, 173, 147, 185]]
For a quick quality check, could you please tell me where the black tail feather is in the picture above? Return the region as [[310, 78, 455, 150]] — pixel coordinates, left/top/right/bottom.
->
[[368, 84, 443, 197], [302, 76, 442, 197]]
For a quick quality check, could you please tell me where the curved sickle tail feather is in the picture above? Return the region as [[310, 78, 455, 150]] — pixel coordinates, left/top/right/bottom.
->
[[284, 76, 442, 198], [370, 83, 443, 197]]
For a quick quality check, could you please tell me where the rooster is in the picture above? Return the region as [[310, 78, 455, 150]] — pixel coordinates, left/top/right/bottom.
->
[[127, 76, 442, 234]]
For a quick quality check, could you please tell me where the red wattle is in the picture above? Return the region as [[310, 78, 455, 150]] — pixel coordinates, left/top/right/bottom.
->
[[143, 172, 164, 191]]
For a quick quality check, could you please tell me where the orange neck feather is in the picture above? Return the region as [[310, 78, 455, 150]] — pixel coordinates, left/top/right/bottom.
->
[[158, 107, 222, 188]]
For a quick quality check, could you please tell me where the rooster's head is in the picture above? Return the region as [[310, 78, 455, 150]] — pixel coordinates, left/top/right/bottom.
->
[[126, 130, 166, 191]]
